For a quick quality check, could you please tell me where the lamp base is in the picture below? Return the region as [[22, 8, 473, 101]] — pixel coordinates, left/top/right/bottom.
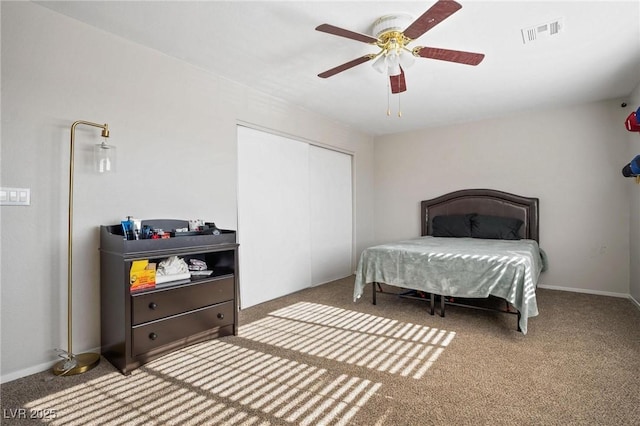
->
[[52, 352, 100, 376]]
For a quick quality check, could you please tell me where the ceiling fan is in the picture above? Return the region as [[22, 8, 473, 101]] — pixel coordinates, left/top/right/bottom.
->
[[315, 0, 484, 94]]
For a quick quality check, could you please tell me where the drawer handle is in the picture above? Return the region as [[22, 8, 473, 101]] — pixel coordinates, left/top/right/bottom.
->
[[217, 313, 224, 320], [149, 302, 157, 310], [149, 332, 158, 340]]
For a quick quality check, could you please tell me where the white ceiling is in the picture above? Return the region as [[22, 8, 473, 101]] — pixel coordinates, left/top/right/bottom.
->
[[35, 1, 640, 136]]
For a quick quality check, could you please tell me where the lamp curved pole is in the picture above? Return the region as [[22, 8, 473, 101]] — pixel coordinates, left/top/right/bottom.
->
[[53, 120, 109, 376]]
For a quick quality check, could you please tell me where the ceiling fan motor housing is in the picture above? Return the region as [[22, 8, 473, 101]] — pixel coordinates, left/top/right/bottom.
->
[[371, 13, 414, 39]]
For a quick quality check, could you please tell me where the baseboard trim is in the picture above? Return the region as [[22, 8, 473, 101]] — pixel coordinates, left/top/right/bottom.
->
[[1, 346, 102, 384], [537, 284, 629, 299], [1, 359, 58, 384], [629, 294, 640, 310]]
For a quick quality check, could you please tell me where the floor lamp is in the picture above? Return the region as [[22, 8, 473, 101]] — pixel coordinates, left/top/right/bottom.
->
[[53, 120, 115, 376]]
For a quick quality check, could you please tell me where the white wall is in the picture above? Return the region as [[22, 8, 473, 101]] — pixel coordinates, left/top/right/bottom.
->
[[0, 2, 375, 382], [373, 100, 631, 296], [627, 82, 640, 304]]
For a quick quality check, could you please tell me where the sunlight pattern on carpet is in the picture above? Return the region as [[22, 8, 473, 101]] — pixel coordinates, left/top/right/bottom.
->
[[24, 339, 380, 426], [240, 302, 456, 379]]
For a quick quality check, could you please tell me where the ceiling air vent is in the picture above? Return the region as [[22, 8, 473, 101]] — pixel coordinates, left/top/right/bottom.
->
[[521, 18, 564, 44]]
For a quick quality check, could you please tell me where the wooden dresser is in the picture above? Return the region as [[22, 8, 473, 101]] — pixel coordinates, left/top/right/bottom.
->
[[99, 220, 238, 374]]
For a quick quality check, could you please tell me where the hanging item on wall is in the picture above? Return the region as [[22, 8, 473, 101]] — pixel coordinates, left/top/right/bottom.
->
[[621, 155, 640, 177], [625, 106, 640, 132], [622, 155, 640, 184]]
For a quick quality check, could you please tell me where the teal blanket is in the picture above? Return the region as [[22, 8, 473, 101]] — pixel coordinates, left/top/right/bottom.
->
[[354, 236, 546, 334]]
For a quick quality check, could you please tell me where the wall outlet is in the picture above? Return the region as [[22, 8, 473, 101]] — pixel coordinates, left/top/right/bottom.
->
[[0, 187, 31, 206]]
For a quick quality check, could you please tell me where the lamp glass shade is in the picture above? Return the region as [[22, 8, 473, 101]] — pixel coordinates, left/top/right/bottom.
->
[[398, 51, 415, 69], [386, 51, 399, 69], [372, 55, 387, 74], [388, 62, 401, 76], [94, 142, 116, 173]]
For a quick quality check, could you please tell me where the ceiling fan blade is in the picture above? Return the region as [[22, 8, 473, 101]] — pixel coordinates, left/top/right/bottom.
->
[[318, 55, 374, 78], [414, 46, 485, 65], [403, 0, 462, 40], [390, 68, 407, 94], [315, 24, 378, 44]]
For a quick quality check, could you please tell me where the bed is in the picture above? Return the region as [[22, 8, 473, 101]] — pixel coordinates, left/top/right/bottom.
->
[[353, 189, 545, 334]]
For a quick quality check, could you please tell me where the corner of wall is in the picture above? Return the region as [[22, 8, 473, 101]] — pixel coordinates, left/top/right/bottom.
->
[[625, 81, 640, 302]]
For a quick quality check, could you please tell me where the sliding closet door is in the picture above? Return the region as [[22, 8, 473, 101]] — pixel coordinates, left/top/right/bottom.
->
[[237, 126, 311, 308], [309, 145, 353, 285], [237, 125, 353, 309]]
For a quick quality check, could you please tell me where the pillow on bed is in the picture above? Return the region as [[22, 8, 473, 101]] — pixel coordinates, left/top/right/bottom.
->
[[432, 214, 474, 237], [471, 214, 523, 240]]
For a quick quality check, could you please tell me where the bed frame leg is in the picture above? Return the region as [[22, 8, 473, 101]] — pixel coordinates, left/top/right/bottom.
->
[[517, 311, 522, 332], [429, 293, 435, 315], [372, 282, 377, 305], [440, 295, 445, 317]]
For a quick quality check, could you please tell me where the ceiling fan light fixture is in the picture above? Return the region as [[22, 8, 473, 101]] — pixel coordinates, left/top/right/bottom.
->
[[371, 48, 411, 76], [386, 51, 401, 76], [388, 64, 402, 77], [398, 50, 415, 69], [370, 13, 418, 78], [372, 54, 387, 74], [386, 50, 399, 66]]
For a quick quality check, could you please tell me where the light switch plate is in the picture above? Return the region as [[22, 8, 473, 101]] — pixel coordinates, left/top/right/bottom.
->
[[1, 187, 31, 206]]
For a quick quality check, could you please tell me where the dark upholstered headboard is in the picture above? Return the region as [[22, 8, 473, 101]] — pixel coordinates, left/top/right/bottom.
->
[[421, 189, 539, 242]]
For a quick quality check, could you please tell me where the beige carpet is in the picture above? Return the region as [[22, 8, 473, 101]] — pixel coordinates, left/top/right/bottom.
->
[[2, 276, 639, 425]]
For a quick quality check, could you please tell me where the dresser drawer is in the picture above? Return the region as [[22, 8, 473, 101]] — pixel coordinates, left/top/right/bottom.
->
[[132, 301, 234, 356], [132, 276, 234, 325]]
